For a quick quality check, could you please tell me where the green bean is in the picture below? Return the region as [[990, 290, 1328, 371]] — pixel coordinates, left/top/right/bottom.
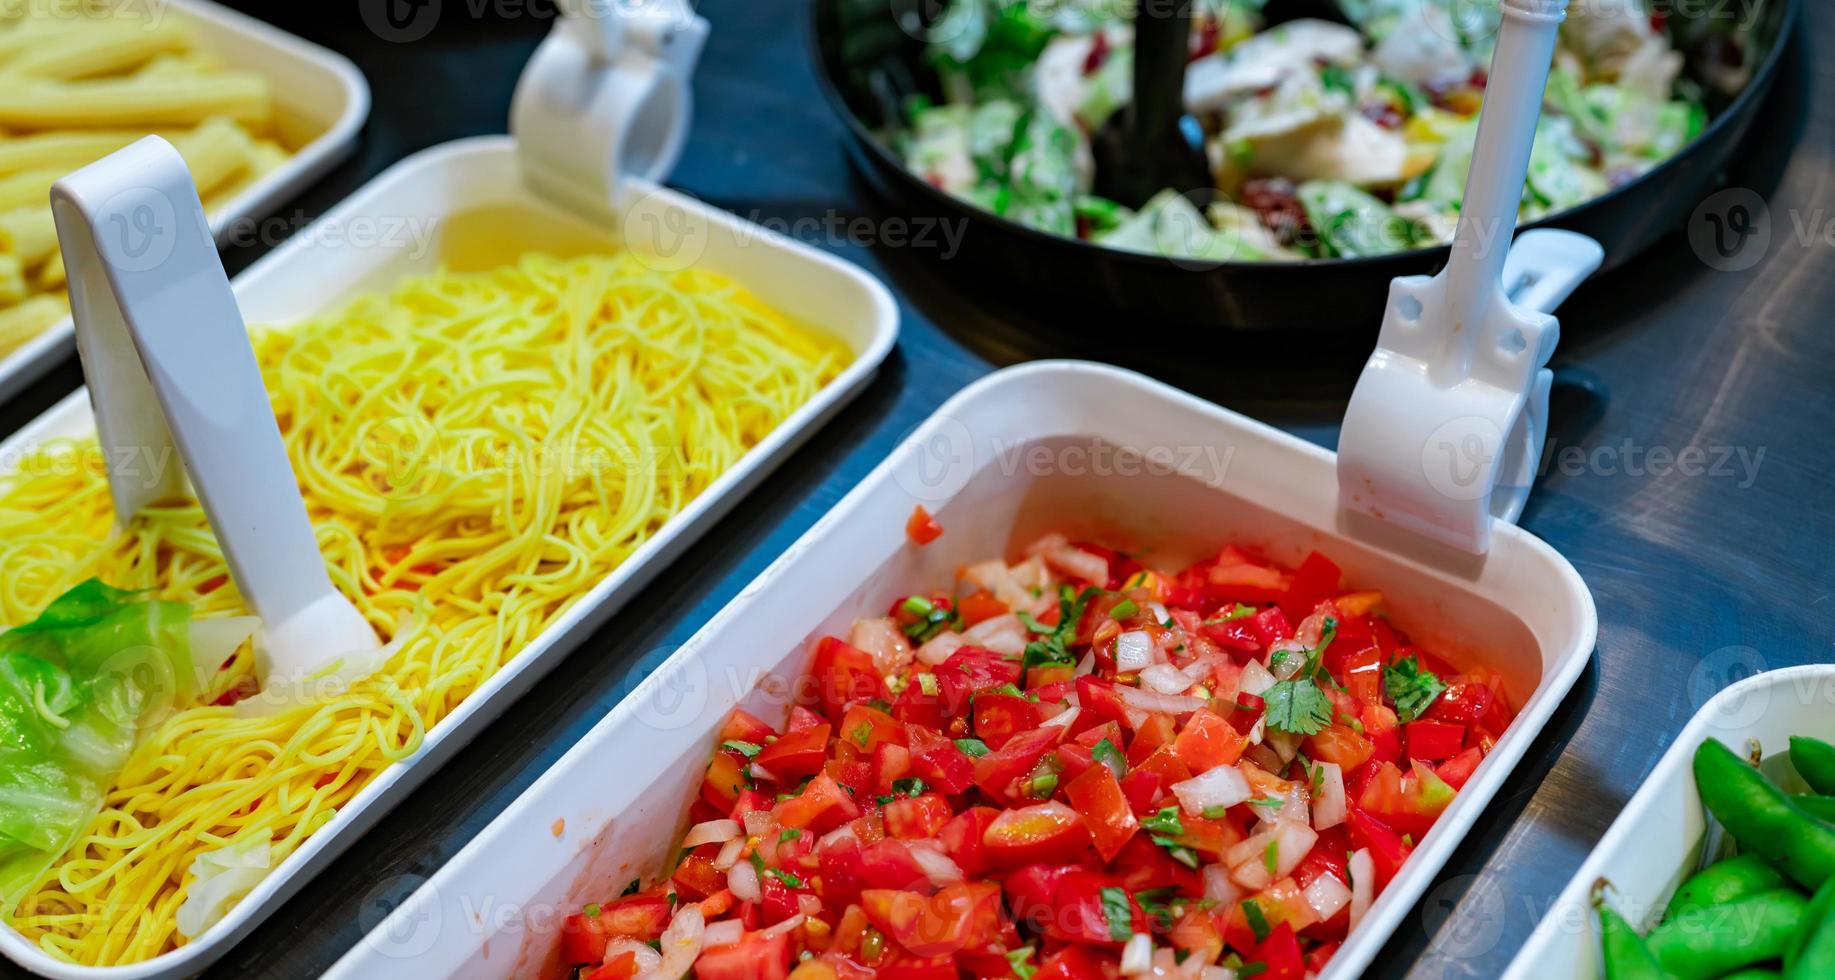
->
[[1790, 794, 1835, 826], [1696, 740, 1835, 890], [1720, 970, 1781, 979], [1646, 889, 1808, 980], [1667, 855, 1788, 919], [1599, 901, 1671, 979], [1785, 876, 1835, 977], [1789, 737, 1835, 796]]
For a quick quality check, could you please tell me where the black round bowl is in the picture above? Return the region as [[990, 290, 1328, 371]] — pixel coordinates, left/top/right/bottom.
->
[[811, 0, 1798, 333]]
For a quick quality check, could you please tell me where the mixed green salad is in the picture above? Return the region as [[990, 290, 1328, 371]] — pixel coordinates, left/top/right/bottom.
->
[[895, 0, 1708, 261]]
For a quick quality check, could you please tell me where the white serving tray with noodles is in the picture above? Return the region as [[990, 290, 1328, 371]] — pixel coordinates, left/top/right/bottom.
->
[[327, 361, 1596, 980], [0, 136, 897, 979], [0, 0, 368, 403]]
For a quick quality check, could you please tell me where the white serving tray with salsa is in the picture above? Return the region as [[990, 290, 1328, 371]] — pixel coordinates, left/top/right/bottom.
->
[[325, 360, 1598, 980], [0, 135, 899, 980], [1503, 665, 1835, 978], [0, 0, 370, 403]]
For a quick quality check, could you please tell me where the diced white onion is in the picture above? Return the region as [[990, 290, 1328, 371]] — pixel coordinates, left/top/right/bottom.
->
[[1147, 602, 1170, 625], [1226, 829, 1272, 870], [643, 906, 704, 980], [915, 630, 965, 666], [1117, 684, 1205, 715], [749, 762, 780, 783], [606, 940, 663, 975], [1246, 718, 1267, 747], [711, 837, 745, 871], [701, 919, 744, 949], [1074, 650, 1097, 677], [849, 617, 913, 673], [1271, 821, 1317, 877], [1120, 932, 1153, 975], [797, 893, 823, 918], [1199, 968, 1238, 980], [1140, 663, 1192, 695], [1172, 765, 1252, 816], [1116, 631, 1155, 672], [726, 858, 760, 902], [1237, 659, 1276, 697], [761, 912, 806, 938], [743, 810, 775, 837], [963, 613, 1027, 656], [1229, 855, 1272, 892], [1303, 872, 1352, 922], [1267, 640, 1309, 680], [1265, 728, 1303, 765], [1311, 762, 1346, 831], [683, 819, 741, 848], [1202, 863, 1246, 906], [910, 845, 966, 887], [1041, 704, 1082, 730], [1348, 848, 1375, 929], [818, 824, 857, 849]]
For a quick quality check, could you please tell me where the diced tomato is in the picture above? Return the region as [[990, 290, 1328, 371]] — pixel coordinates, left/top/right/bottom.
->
[[1164, 814, 1242, 861], [775, 771, 861, 834], [1346, 807, 1413, 889], [838, 704, 906, 753], [906, 505, 944, 545], [1126, 713, 1178, 765], [1118, 769, 1164, 815], [982, 801, 1092, 868], [1248, 921, 1305, 980], [561, 912, 612, 964], [1336, 644, 1386, 706], [1277, 551, 1340, 622], [701, 751, 747, 812], [1206, 557, 1288, 605], [1168, 904, 1224, 959], [1112, 834, 1202, 896], [1034, 944, 1121, 980], [1075, 675, 1133, 730], [1358, 760, 1456, 838], [1427, 680, 1495, 724], [1404, 720, 1466, 762], [1129, 745, 1192, 787], [878, 956, 956, 980], [1062, 763, 1139, 862], [754, 723, 829, 781], [857, 838, 932, 891], [885, 794, 953, 840], [1304, 940, 1343, 973], [1055, 742, 1097, 784], [974, 693, 1045, 750], [806, 637, 886, 720], [758, 873, 801, 925], [694, 930, 792, 980], [786, 705, 827, 732], [938, 806, 1000, 876], [1437, 745, 1484, 789], [719, 708, 778, 745], [1248, 607, 1293, 648], [1292, 826, 1351, 891], [873, 741, 912, 794], [1362, 703, 1402, 764], [905, 726, 975, 793], [1173, 710, 1247, 771], [671, 848, 724, 901], [956, 591, 1009, 628], [861, 881, 1004, 957], [933, 646, 1023, 714], [1042, 868, 1147, 946], [1305, 723, 1374, 770], [973, 726, 1062, 801]]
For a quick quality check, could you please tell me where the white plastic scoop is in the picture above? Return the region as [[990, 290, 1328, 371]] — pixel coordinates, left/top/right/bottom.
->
[[1338, 0, 1602, 555], [50, 136, 381, 689]]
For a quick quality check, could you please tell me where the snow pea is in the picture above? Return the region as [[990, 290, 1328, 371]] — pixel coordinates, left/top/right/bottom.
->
[[1666, 854, 1788, 919], [1789, 737, 1835, 797], [1695, 739, 1835, 890], [1598, 901, 1670, 980], [1788, 792, 1835, 827], [1646, 889, 1808, 980]]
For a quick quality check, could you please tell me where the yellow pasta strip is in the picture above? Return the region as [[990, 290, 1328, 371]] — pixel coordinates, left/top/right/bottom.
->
[[1, 251, 849, 966]]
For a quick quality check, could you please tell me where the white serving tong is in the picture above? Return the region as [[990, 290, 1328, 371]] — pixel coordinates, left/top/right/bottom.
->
[[1338, 0, 1604, 555], [50, 136, 380, 690], [509, 0, 709, 222]]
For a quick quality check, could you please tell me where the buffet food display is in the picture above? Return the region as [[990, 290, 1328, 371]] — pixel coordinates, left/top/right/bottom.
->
[[893, 0, 1704, 260]]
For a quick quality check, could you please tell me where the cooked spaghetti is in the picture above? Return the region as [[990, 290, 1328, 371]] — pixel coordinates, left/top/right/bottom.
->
[[0, 250, 849, 965]]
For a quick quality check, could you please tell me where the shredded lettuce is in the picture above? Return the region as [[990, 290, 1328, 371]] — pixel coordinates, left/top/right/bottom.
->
[[0, 580, 195, 904]]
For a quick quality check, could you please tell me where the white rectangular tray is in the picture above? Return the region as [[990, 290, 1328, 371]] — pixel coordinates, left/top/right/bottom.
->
[[0, 0, 370, 404], [0, 135, 898, 980], [1503, 664, 1835, 978], [327, 360, 1598, 980]]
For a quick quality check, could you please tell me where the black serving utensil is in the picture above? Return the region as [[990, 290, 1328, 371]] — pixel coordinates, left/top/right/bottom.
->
[[1090, 0, 1212, 208]]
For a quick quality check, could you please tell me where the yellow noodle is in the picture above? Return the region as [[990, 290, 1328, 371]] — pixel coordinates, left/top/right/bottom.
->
[[0, 251, 849, 965]]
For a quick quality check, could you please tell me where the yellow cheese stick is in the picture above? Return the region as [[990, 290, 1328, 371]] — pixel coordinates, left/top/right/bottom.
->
[[0, 293, 63, 354], [0, 207, 53, 267], [33, 249, 61, 289], [0, 74, 271, 129], [202, 138, 287, 206], [0, 167, 60, 210], [3, 22, 190, 80], [0, 130, 143, 175], [0, 253, 24, 304], [172, 116, 253, 198]]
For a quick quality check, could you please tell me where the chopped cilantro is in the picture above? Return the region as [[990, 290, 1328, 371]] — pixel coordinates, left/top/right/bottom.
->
[[1249, 796, 1283, 810], [583, 902, 601, 917], [1108, 599, 1138, 621], [1141, 806, 1184, 836], [1099, 886, 1135, 941], [1202, 804, 1229, 819], [1006, 947, 1038, 980], [721, 739, 762, 758], [1384, 654, 1447, 722], [779, 828, 800, 843], [748, 850, 765, 876], [1021, 586, 1098, 670], [1152, 835, 1201, 868], [1090, 738, 1126, 779], [1242, 899, 1272, 943], [1202, 604, 1257, 625], [849, 722, 872, 747], [1264, 838, 1280, 874], [1263, 678, 1333, 735], [768, 868, 804, 888], [955, 737, 991, 757], [1136, 886, 1182, 929]]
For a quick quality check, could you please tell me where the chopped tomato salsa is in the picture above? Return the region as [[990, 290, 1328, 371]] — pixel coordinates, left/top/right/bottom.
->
[[563, 538, 1513, 978]]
